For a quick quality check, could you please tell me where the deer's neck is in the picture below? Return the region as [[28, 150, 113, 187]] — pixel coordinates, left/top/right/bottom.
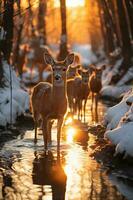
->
[[52, 81, 67, 100]]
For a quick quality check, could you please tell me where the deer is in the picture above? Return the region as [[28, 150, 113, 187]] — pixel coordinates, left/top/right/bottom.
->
[[67, 65, 81, 115], [45, 56, 81, 84], [89, 65, 105, 111], [74, 69, 90, 122], [31, 51, 75, 151]]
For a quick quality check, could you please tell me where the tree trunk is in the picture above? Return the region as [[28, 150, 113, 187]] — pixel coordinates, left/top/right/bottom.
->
[[124, 0, 133, 39], [104, 0, 120, 48], [38, 0, 47, 45], [2, 0, 14, 62], [110, 0, 132, 84], [28, 0, 35, 37], [57, 0, 68, 61], [100, 0, 115, 55], [116, 0, 132, 57], [12, 0, 23, 70], [97, 0, 108, 55]]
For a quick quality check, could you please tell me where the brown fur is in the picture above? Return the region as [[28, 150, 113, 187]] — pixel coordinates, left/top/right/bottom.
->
[[75, 70, 90, 122], [31, 52, 75, 151], [66, 65, 81, 114], [89, 68, 103, 110]]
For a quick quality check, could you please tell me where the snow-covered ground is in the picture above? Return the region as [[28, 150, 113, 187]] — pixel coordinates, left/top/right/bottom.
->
[[0, 61, 29, 126], [104, 89, 133, 157]]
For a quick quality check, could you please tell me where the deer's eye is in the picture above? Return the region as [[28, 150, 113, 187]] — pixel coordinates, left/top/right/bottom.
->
[[63, 68, 66, 71]]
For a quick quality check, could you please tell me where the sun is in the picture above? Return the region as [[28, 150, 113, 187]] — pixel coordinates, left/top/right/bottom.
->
[[55, 0, 85, 8]]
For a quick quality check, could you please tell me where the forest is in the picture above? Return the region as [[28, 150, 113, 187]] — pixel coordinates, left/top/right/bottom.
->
[[0, 0, 133, 199]]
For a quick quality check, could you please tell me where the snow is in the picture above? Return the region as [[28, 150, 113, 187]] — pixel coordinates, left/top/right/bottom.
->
[[101, 58, 133, 99], [117, 67, 133, 86], [104, 89, 133, 157], [72, 44, 98, 65], [0, 60, 29, 126], [109, 173, 133, 200], [101, 85, 132, 99], [22, 68, 51, 84]]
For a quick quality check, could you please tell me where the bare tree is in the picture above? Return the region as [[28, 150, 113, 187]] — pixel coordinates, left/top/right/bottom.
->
[[38, 0, 47, 44], [2, 0, 14, 62], [57, 0, 68, 60], [124, 0, 133, 39], [12, 0, 24, 68], [116, 0, 132, 58], [99, 0, 115, 55]]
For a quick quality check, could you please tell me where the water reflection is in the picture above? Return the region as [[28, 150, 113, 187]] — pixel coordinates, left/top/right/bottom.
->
[[0, 100, 131, 200], [32, 151, 67, 200]]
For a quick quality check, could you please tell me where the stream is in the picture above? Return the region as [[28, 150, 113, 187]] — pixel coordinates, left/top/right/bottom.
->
[[0, 98, 133, 200]]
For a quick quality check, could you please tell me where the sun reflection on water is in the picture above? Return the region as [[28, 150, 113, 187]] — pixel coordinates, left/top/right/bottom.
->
[[65, 116, 73, 125], [66, 127, 76, 143]]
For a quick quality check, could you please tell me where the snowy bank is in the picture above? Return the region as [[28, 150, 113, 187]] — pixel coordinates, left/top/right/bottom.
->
[[104, 89, 133, 157], [101, 58, 133, 99], [0, 61, 29, 126]]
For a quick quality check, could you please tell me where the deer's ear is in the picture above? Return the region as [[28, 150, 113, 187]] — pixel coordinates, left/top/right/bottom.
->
[[76, 64, 81, 69], [65, 53, 75, 66], [44, 53, 55, 66]]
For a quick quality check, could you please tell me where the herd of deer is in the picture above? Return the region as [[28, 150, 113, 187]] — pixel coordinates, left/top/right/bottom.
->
[[31, 51, 105, 152]]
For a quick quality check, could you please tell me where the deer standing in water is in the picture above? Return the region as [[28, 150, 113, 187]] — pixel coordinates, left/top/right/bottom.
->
[[31, 52, 74, 151], [89, 65, 105, 111], [75, 70, 90, 122], [67, 65, 81, 114], [66, 53, 81, 114]]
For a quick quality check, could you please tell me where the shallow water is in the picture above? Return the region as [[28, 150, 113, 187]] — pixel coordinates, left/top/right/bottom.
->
[[0, 99, 132, 200]]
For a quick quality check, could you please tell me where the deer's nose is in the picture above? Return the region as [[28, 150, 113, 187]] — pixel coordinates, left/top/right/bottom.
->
[[55, 74, 61, 81]]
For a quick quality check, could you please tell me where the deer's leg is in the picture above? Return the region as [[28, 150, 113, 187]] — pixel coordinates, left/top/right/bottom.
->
[[57, 117, 64, 151], [95, 105, 98, 123], [34, 121, 38, 144], [33, 111, 38, 144], [96, 94, 99, 109], [70, 97, 73, 114], [80, 100, 83, 120], [47, 120, 53, 144], [77, 100, 80, 120], [84, 99, 87, 123], [42, 118, 48, 151], [95, 93, 99, 113], [74, 98, 78, 115], [91, 92, 94, 111]]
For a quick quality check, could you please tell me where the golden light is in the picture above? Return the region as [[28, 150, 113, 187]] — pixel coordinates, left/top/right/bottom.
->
[[54, 0, 85, 8], [63, 147, 82, 174], [66, 127, 76, 143], [65, 116, 73, 125]]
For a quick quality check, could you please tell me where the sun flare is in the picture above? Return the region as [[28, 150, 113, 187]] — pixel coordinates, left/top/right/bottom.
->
[[54, 0, 85, 8], [66, 127, 76, 143]]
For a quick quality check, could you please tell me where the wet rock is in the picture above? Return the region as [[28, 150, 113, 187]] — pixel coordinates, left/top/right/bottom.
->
[[89, 124, 133, 182], [0, 113, 34, 147], [16, 113, 34, 129]]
